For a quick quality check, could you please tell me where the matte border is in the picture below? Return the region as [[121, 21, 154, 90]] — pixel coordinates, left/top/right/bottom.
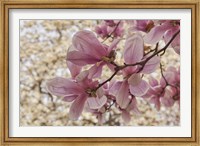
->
[[0, 0, 199, 145]]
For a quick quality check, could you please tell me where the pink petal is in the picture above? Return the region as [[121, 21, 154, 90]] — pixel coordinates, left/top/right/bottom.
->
[[127, 97, 141, 115], [75, 70, 89, 82], [69, 94, 87, 120], [108, 38, 120, 53], [97, 113, 105, 124], [167, 66, 177, 72], [149, 76, 159, 87], [46, 77, 82, 97], [160, 72, 175, 87], [164, 27, 180, 54], [161, 98, 175, 107], [72, 30, 107, 58], [171, 33, 180, 54], [141, 56, 160, 74], [124, 34, 144, 64], [150, 96, 161, 111], [63, 94, 78, 102], [122, 110, 131, 124], [96, 87, 104, 98], [161, 88, 175, 107], [87, 96, 107, 109], [67, 50, 100, 66], [66, 61, 81, 79], [128, 74, 142, 86], [109, 81, 123, 96], [129, 80, 149, 97], [88, 62, 104, 79], [144, 24, 170, 44], [116, 81, 130, 109]]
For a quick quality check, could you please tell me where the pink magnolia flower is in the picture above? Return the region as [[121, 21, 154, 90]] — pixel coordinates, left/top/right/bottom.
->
[[129, 20, 155, 33], [66, 30, 120, 78], [160, 66, 180, 107], [143, 66, 180, 110], [46, 70, 107, 120], [142, 76, 164, 110], [85, 105, 107, 124], [121, 97, 140, 124], [144, 20, 180, 54], [115, 33, 160, 109], [95, 20, 124, 39]]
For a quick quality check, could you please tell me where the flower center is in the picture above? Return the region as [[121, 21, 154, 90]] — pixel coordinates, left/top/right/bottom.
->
[[101, 50, 116, 63], [86, 88, 97, 97]]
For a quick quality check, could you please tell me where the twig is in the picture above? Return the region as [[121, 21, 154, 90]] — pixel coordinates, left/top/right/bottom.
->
[[102, 21, 121, 43]]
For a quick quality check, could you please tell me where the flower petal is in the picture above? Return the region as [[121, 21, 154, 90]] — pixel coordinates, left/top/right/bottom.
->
[[160, 72, 175, 87], [108, 38, 120, 53], [109, 81, 123, 96], [46, 77, 82, 97], [141, 56, 160, 74], [67, 50, 100, 66], [69, 94, 87, 120], [96, 87, 104, 98], [66, 61, 81, 79], [87, 96, 107, 109], [164, 27, 180, 54], [150, 96, 161, 111], [121, 110, 131, 124], [149, 76, 159, 87], [126, 97, 138, 113], [124, 34, 144, 64], [144, 24, 170, 44], [75, 70, 89, 82], [116, 81, 130, 109], [72, 30, 107, 58], [88, 62, 104, 79], [63, 94, 78, 102], [128, 74, 142, 86], [129, 80, 149, 97]]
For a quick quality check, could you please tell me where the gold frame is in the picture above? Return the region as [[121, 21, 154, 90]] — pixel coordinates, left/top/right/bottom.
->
[[0, 0, 199, 145]]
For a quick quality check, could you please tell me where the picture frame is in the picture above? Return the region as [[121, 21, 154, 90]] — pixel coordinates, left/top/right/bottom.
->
[[0, 0, 199, 145]]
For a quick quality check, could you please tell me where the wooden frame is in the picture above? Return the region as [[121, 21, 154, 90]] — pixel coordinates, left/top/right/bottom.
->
[[0, 0, 199, 145]]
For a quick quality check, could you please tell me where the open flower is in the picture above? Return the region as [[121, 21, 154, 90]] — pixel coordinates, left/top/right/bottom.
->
[[121, 97, 140, 124], [66, 30, 120, 78], [95, 20, 124, 39], [142, 76, 164, 110], [144, 20, 180, 54], [143, 66, 180, 110], [128, 20, 155, 33], [46, 70, 107, 120], [160, 66, 180, 107], [115, 33, 160, 109]]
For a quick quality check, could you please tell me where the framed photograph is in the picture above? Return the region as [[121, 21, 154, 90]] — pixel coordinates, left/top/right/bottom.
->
[[1, 0, 199, 145]]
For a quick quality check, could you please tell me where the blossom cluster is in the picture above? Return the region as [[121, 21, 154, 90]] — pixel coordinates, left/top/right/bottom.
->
[[46, 20, 180, 124]]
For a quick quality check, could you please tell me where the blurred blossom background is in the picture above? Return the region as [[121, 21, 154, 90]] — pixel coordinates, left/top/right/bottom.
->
[[20, 20, 180, 126]]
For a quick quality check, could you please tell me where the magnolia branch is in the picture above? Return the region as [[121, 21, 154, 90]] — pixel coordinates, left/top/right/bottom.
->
[[102, 21, 121, 43], [95, 30, 180, 91]]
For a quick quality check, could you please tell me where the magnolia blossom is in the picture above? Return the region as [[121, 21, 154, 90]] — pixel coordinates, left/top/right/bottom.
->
[[66, 30, 120, 78], [95, 20, 124, 39], [121, 97, 140, 123], [115, 33, 160, 109], [144, 20, 180, 54], [143, 66, 180, 110], [46, 20, 180, 124], [129, 20, 155, 33], [46, 70, 107, 120], [160, 66, 180, 107]]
